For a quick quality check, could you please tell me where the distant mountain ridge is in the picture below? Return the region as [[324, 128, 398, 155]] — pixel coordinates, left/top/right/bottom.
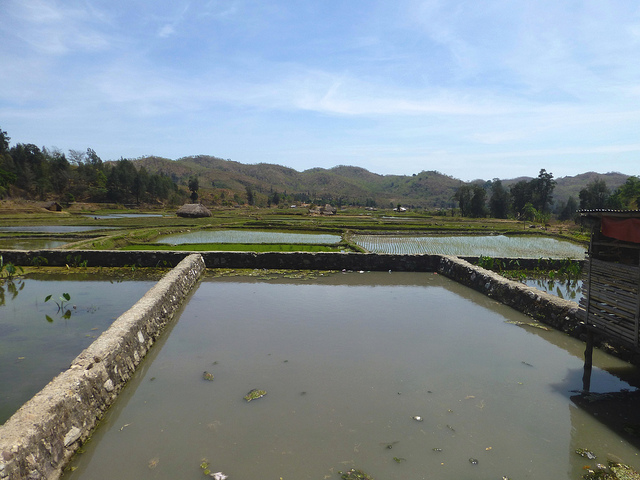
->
[[133, 155, 632, 210]]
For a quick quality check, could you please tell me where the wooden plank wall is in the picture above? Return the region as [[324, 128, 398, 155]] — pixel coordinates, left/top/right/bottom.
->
[[580, 258, 640, 348]]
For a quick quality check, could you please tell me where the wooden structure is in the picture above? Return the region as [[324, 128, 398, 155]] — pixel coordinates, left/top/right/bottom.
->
[[579, 210, 640, 388]]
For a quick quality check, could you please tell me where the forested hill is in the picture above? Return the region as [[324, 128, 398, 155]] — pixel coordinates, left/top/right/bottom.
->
[[135, 155, 631, 210], [135, 155, 464, 209]]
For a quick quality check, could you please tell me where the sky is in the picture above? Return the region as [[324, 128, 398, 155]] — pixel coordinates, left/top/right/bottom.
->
[[1, 0, 640, 182]]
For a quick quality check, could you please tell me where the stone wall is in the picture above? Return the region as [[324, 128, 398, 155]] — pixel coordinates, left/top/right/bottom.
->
[[0, 254, 206, 480], [0, 249, 580, 271], [437, 255, 582, 334]]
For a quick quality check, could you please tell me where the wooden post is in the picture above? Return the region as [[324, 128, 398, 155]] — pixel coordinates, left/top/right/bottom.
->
[[582, 329, 594, 393]]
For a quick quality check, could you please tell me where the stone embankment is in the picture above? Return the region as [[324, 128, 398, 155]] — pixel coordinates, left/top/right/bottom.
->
[[437, 255, 581, 335], [0, 254, 206, 480]]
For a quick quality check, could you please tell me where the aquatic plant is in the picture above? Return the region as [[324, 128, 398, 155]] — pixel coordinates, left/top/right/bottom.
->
[[0, 255, 23, 280], [66, 254, 88, 268], [339, 468, 375, 480], [244, 388, 267, 402], [44, 292, 72, 320]]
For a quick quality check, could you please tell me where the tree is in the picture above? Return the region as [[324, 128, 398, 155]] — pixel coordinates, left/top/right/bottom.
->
[[188, 176, 199, 203], [530, 169, 556, 213], [558, 196, 579, 221], [609, 176, 640, 209], [245, 185, 254, 206], [509, 180, 532, 217], [454, 184, 473, 217], [469, 184, 487, 218], [579, 179, 609, 210], [489, 179, 509, 218]]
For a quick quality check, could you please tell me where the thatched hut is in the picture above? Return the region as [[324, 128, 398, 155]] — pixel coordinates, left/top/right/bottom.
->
[[176, 203, 212, 218]]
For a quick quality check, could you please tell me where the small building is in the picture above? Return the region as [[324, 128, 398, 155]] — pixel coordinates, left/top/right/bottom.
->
[[579, 210, 640, 357], [176, 203, 212, 218], [43, 201, 62, 212]]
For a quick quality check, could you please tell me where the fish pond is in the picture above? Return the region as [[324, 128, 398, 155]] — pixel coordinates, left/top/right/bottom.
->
[[0, 272, 160, 424], [63, 272, 640, 480], [352, 234, 586, 258]]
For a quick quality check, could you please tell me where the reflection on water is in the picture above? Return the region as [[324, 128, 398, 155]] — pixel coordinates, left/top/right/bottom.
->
[[0, 226, 116, 233], [525, 277, 583, 301], [0, 275, 157, 424], [63, 272, 640, 480], [0, 238, 70, 250]]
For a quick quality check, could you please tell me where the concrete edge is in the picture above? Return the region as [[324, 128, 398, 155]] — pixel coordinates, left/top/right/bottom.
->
[[0, 253, 206, 480]]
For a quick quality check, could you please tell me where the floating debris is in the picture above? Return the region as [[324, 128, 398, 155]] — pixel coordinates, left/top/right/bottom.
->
[[469, 458, 479, 465], [432, 448, 443, 452], [244, 388, 267, 402], [576, 448, 597, 460], [380, 441, 398, 450], [203, 371, 214, 381], [505, 320, 550, 331], [339, 468, 374, 480], [148, 457, 159, 469], [582, 461, 640, 479], [446, 424, 455, 432], [210, 473, 228, 480], [412, 416, 423, 422], [393, 457, 406, 463]]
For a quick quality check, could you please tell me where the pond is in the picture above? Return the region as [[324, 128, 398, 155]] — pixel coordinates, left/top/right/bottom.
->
[[0, 272, 159, 424], [83, 214, 165, 219], [352, 234, 586, 258], [63, 272, 640, 480], [157, 230, 342, 245], [0, 238, 71, 250], [0, 226, 117, 233]]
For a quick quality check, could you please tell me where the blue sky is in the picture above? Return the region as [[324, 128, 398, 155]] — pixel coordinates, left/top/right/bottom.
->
[[1, 0, 639, 181]]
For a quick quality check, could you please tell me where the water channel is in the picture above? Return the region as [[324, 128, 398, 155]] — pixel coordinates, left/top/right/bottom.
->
[[62, 272, 640, 479]]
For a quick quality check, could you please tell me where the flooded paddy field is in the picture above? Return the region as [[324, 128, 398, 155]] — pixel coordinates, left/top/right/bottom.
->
[[352, 234, 586, 258], [157, 230, 342, 245], [0, 226, 117, 233], [0, 272, 160, 424], [0, 238, 71, 250], [63, 272, 640, 480]]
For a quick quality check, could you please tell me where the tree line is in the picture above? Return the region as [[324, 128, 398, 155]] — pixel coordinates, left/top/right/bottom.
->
[[454, 169, 640, 222], [0, 127, 181, 204]]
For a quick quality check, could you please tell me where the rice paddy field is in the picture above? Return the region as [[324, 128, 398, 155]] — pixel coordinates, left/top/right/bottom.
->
[[352, 234, 586, 258], [156, 230, 342, 245]]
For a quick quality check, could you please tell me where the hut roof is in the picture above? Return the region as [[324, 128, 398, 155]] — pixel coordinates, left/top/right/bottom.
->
[[579, 209, 640, 244], [176, 203, 212, 218]]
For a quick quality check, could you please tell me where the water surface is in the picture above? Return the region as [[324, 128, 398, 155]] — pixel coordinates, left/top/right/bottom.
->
[[0, 226, 116, 233], [63, 272, 640, 480], [0, 238, 70, 250], [158, 230, 341, 245], [353, 234, 586, 258], [0, 274, 157, 423]]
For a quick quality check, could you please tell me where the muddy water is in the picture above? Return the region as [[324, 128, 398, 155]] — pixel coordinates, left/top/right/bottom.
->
[[0, 274, 157, 424], [63, 272, 640, 479]]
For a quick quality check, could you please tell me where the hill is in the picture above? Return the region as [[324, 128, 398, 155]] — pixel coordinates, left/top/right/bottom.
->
[[134, 155, 632, 210]]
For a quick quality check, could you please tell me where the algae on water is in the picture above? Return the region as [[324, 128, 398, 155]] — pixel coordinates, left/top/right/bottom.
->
[[244, 388, 267, 402]]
